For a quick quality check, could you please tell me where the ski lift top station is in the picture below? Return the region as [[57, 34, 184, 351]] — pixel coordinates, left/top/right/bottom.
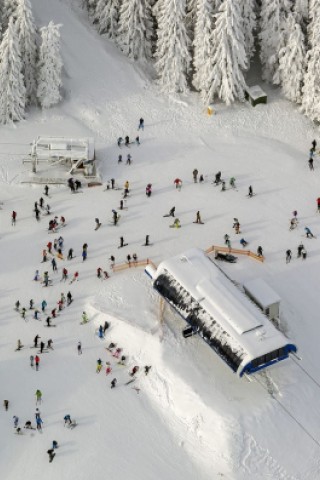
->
[[146, 248, 297, 377]]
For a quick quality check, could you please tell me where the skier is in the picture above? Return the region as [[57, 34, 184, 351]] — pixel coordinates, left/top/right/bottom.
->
[[144, 366, 151, 375], [138, 118, 144, 130], [125, 135, 130, 147], [118, 154, 122, 164], [305, 227, 314, 238], [214, 171, 221, 185], [52, 440, 58, 450], [34, 270, 40, 281], [11, 210, 17, 226], [248, 185, 253, 197], [286, 249, 292, 264], [43, 271, 50, 287], [111, 178, 115, 189], [317, 198, 320, 213], [95, 218, 101, 230], [135, 136, 140, 145], [46, 317, 51, 327], [132, 253, 138, 263], [229, 177, 236, 189], [96, 358, 103, 373], [117, 137, 123, 147], [297, 243, 304, 258], [257, 246, 263, 257], [47, 339, 53, 350], [126, 154, 132, 165], [192, 169, 198, 183], [42, 249, 47, 262], [13, 416, 19, 428], [47, 241, 52, 254], [224, 234, 230, 245], [98, 325, 104, 339], [81, 312, 89, 324], [44, 185, 49, 197], [67, 248, 74, 260], [144, 235, 150, 246], [106, 363, 112, 375], [35, 355, 40, 371], [35, 389, 42, 404], [119, 200, 124, 210], [34, 335, 41, 348], [199, 174, 204, 183], [97, 267, 103, 279], [51, 308, 57, 319], [309, 157, 314, 171], [15, 300, 20, 311], [66, 291, 73, 305], [34, 309, 40, 320], [75, 180, 81, 190], [233, 221, 241, 234], [301, 247, 307, 260], [21, 307, 27, 320], [61, 267, 68, 282], [221, 181, 226, 191], [312, 139, 317, 151], [289, 218, 298, 230], [77, 342, 82, 355], [119, 236, 126, 248], [36, 416, 43, 431], [109, 255, 115, 267], [103, 320, 110, 333], [110, 378, 117, 389], [47, 449, 55, 462], [4, 400, 9, 411], [46, 204, 51, 215], [240, 238, 248, 248], [112, 210, 119, 225], [146, 184, 152, 197], [174, 178, 182, 190], [129, 366, 139, 377], [40, 341, 45, 353], [30, 355, 34, 367], [126, 254, 131, 264], [82, 248, 87, 261]]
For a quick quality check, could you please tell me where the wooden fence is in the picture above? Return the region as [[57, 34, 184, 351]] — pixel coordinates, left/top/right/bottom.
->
[[205, 245, 265, 263], [112, 258, 157, 273]]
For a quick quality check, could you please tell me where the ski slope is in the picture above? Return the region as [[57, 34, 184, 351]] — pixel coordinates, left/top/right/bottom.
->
[[0, 0, 320, 479]]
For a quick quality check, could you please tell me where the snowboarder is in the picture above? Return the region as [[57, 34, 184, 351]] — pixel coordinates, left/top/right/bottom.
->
[[16, 339, 23, 351], [77, 342, 82, 355], [170, 218, 181, 228], [61, 267, 68, 282], [47, 339, 53, 350], [126, 254, 131, 264], [67, 248, 74, 260], [289, 218, 298, 230], [174, 178, 182, 190], [97, 267, 103, 279], [199, 174, 204, 183], [119, 200, 124, 210], [21, 307, 27, 320], [194, 211, 203, 224], [3, 400, 9, 411], [286, 249, 292, 264], [317, 198, 320, 213], [221, 181, 226, 191], [240, 238, 248, 248], [111, 178, 115, 189], [146, 184, 152, 197], [305, 227, 314, 238], [126, 154, 132, 165], [35, 389, 42, 404], [112, 210, 119, 225], [52, 440, 58, 450], [248, 185, 254, 197], [119, 236, 126, 248], [110, 378, 117, 389], [132, 253, 138, 263], [257, 246, 263, 257], [192, 169, 198, 183], [30, 355, 34, 367], [138, 118, 144, 130], [33, 310, 40, 320], [13, 416, 19, 428], [103, 320, 110, 333], [64, 414, 72, 426], [214, 171, 221, 185], [44, 185, 49, 197], [164, 207, 175, 217], [11, 210, 17, 226], [144, 235, 150, 246], [35, 355, 40, 371], [233, 221, 241, 234], [118, 154, 122, 164], [109, 255, 115, 267], [229, 177, 236, 189], [40, 341, 45, 353], [15, 300, 20, 311], [98, 325, 104, 339], [117, 137, 123, 147], [144, 366, 151, 375], [135, 136, 140, 145], [36, 416, 43, 431], [301, 247, 307, 260], [34, 335, 40, 348], [125, 136, 130, 147], [29, 299, 34, 310]]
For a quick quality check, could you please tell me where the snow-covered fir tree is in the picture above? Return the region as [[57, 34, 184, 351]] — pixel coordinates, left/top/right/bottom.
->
[[186, 0, 197, 40], [259, 0, 291, 84], [206, 0, 248, 105], [98, 0, 119, 40], [37, 22, 63, 109], [242, 0, 256, 62], [153, 0, 191, 94], [0, 17, 25, 123], [294, 0, 308, 27], [301, 1, 320, 121], [15, 0, 37, 105], [278, 13, 306, 103], [2, 0, 18, 31], [192, 0, 213, 98], [116, 0, 152, 60]]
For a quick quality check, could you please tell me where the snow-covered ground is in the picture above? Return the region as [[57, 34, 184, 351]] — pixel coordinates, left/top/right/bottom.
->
[[1, 1, 320, 479]]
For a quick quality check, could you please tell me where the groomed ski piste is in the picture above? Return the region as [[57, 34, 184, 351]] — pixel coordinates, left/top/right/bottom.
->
[[1, 0, 320, 479]]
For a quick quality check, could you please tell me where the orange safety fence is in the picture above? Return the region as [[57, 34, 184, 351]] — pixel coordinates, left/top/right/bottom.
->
[[112, 258, 157, 273], [205, 245, 264, 263]]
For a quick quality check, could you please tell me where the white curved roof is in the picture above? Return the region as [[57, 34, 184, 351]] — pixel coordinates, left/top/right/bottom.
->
[[155, 248, 292, 360]]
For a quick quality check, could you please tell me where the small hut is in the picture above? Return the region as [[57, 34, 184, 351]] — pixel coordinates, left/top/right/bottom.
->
[[245, 85, 267, 107]]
